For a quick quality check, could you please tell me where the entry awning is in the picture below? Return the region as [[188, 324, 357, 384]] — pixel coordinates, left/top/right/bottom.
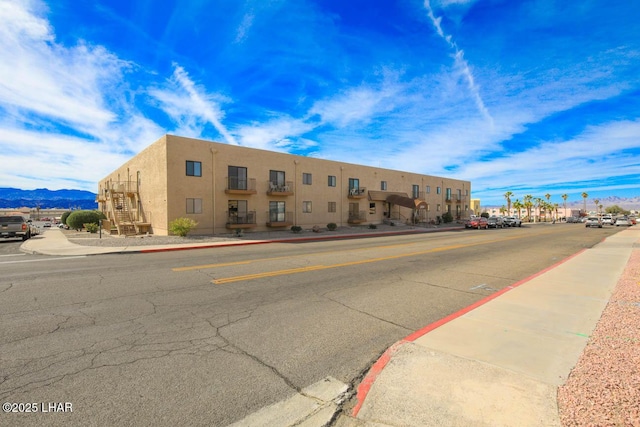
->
[[386, 194, 428, 210]]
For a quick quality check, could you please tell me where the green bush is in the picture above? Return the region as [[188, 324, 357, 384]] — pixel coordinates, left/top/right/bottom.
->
[[481, 212, 490, 218], [60, 211, 72, 225], [85, 223, 99, 233], [66, 210, 104, 230], [169, 217, 198, 237], [290, 225, 302, 233], [368, 223, 377, 229], [327, 223, 337, 231], [442, 212, 453, 223]]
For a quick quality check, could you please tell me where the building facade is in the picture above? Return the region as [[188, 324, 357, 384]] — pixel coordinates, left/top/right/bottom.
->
[[98, 135, 472, 236]]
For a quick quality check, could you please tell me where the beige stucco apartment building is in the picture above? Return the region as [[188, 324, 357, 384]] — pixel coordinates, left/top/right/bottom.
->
[[97, 135, 472, 236]]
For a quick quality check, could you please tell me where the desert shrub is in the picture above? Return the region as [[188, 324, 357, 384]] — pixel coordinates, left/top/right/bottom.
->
[[442, 212, 453, 223], [169, 217, 198, 237], [368, 223, 377, 229], [481, 212, 490, 218], [290, 225, 302, 233], [66, 210, 103, 230], [327, 223, 337, 231], [312, 225, 320, 233]]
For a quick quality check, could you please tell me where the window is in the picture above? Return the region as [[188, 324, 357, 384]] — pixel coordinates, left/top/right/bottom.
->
[[186, 161, 202, 177], [381, 181, 387, 191], [437, 187, 441, 195], [328, 202, 336, 213], [328, 175, 336, 187], [228, 200, 248, 222], [369, 203, 376, 214], [348, 178, 359, 191], [303, 201, 312, 213], [186, 198, 202, 214], [426, 185, 431, 194], [437, 204, 441, 212], [270, 170, 285, 186], [228, 166, 247, 190], [465, 189, 469, 196], [446, 188, 452, 201], [269, 201, 286, 222], [303, 173, 312, 185], [457, 189, 462, 200], [412, 185, 420, 198]]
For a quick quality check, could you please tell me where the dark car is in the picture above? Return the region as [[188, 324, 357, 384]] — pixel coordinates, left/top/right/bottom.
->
[[487, 216, 505, 228]]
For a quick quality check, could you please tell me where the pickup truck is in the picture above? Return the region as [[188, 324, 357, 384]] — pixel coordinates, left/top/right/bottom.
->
[[0, 215, 32, 241], [503, 216, 522, 227]]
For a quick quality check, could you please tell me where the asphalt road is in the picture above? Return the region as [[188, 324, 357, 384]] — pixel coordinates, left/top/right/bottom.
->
[[0, 223, 623, 426]]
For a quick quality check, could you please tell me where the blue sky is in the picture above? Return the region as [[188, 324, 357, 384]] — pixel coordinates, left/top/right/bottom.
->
[[1, 0, 639, 206]]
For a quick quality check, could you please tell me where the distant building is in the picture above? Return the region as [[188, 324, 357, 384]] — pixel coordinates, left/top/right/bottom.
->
[[98, 135, 472, 235]]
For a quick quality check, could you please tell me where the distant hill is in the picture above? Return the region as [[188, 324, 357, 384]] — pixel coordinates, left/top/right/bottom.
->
[[0, 187, 98, 210]]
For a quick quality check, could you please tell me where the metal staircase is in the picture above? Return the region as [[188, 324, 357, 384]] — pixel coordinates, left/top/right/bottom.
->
[[101, 181, 150, 236]]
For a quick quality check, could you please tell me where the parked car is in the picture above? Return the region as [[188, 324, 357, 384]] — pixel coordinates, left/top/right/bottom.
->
[[615, 217, 631, 227], [585, 217, 602, 228], [465, 217, 488, 229], [566, 217, 580, 223], [601, 215, 614, 225], [0, 215, 31, 240], [629, 216, 637, 225], [487, 216, 505, 228], [503, 216, 522, 227], [43, 222, 52, 228]]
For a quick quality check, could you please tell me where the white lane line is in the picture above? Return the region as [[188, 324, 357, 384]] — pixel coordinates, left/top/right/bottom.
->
[[0, 253, 26, 257], [0, 256, 87, 264]]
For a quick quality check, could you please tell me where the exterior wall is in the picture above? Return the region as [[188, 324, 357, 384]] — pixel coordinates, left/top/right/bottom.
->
[[102, 134, 472, 235], [98, 136, 169, 234]]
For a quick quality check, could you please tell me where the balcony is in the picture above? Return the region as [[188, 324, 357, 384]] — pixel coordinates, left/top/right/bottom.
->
[[348, 187, 367, 199], [225, 211, 257, 229], [266, 211, 293, 227], [266, 181, 294, 196], [348, 210, 367, 224], [225, 177, 257, 195]]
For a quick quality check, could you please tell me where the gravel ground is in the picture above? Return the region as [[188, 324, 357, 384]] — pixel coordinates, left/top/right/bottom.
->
[[557, 249, 640, 426]]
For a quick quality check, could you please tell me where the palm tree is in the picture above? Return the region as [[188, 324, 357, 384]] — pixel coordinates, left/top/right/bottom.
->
[[535, 197, 543, 222], [582, 192, 589, 216], [513, 199, 523, 219], [504, 191, 513, 216], [500, 205, 506, 216], [544, 194, 552, 222], [561, 194, 568, 220], [594, 199, 600, 217], [524, 195, 533, 221], [553, 203, 559, 222]]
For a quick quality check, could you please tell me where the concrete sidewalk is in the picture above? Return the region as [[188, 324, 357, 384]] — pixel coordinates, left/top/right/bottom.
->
[[336, 227, 640, 426]]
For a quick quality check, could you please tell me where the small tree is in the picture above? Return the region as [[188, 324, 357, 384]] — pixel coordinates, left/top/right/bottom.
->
[[441, 211, 453, 223], [60, 211, 72, 225], [327, 223, 337, 231], [169, 217, 198, 237]]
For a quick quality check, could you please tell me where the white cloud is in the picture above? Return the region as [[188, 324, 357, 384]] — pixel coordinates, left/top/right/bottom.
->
[[235, 116, 316, 151], [148, 64, 237, 145]]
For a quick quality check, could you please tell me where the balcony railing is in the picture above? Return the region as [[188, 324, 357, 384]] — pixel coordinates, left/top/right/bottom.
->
[[267, 181, 294, 196], [225, 177, 257, 194], [348, 210, 367, 224], [226, 210, 257, 229], [266, 211, 293, 227], [348, 187, 367, 198]]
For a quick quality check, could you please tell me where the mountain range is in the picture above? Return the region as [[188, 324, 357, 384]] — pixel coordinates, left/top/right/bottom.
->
[[0, 187, 98, 210]]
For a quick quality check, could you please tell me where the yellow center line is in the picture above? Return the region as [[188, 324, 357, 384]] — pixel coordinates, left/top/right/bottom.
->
[[211, 233, 539, 285], [172, 241, 422, 272]]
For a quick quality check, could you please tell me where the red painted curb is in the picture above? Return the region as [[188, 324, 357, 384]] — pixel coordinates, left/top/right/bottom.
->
[[351, 248, 587, 417]]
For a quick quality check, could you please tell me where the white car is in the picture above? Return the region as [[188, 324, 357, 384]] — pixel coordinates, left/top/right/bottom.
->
[[585, 217, 602, 228], [616, 217, 631, 227]]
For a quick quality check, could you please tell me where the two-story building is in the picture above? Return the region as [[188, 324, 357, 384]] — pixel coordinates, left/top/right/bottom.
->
[[97, 134, 472, 235]]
